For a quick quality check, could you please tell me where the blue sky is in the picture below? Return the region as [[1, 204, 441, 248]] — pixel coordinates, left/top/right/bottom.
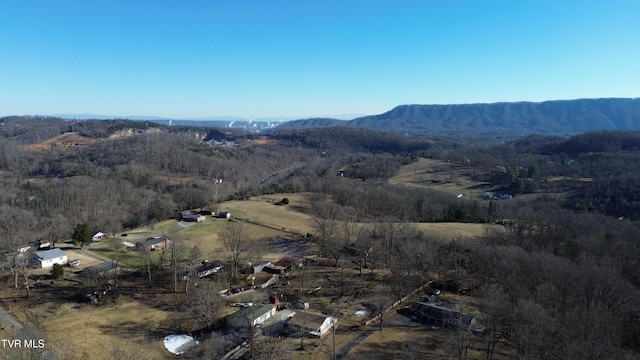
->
[[1, 1, 639, 119]]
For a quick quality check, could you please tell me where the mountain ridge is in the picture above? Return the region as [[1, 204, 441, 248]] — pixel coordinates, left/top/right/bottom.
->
[[277, 98, 640, 136]]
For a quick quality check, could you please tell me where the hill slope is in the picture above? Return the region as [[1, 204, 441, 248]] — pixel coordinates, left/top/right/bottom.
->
[[279, 98, 640, 136]]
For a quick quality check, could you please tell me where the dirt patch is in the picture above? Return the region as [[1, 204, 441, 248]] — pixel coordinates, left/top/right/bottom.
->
[[23, 132, 97, 151]]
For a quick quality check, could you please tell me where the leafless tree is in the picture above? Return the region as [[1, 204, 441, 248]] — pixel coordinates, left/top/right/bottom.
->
[[309, 200, 340, 243], [511, 299, 561, 360], [184, 246, 201, 293], [138, 243, 154, 285], [481, 286, 512, 360], [188, 281, 225, 330], [19, 256, 33, 298], [170, 235, 187, 293], [439, 321, 473, 360], [0, 206, 36, 289], [220, 223, 249, 279], [43, 213, 72, 248], [374, 284, 394, 331]]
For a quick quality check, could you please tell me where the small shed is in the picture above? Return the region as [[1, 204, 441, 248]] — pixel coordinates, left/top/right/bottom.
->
[[32, 248, 67, 268], [217, 211, 231, 219]]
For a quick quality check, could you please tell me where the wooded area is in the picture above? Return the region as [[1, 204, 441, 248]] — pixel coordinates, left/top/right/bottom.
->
[[1, 116, 640, 359]]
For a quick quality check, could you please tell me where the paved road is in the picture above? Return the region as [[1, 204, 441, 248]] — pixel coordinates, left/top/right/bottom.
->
[[0, 305, 57, 359]]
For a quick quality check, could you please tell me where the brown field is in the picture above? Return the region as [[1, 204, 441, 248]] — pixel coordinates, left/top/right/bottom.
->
[[547, 175, 593, 182], [389, 157, 495, 197], [23, 132, 98, 151], [412, 222, 504, 240]]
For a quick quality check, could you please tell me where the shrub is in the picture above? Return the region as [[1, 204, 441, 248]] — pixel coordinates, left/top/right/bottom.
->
[[50, 263, 64, 279]]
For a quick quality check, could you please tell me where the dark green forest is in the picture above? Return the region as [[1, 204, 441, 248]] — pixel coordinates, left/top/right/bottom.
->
[[2, 116, 640, 358]]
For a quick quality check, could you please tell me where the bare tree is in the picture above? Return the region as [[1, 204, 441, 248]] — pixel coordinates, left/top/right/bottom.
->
[[481, 286, 512, 360], [170, 235, 187, 293], [512, 299, 561, 360], [310, 201, 349, 271], [374, 284, 394, 331], [220, 223, 249, 279], [0, 206, 36, 289], [184, 246, 201, 293], [19, 256, 33, 298], [355, 224, 374, 277], [138, 243, 154, 285], [43, 213, 72, 249], [188, 281, 225, 330], [440, 321, 473, 360]]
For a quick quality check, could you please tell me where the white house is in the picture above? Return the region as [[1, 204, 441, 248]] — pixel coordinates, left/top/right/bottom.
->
[[31, 248, 67, 268], [92, 232, 106, 241], [287, 311, 338, 337]]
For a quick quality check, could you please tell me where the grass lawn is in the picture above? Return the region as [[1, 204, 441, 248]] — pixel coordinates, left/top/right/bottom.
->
[[412, 222, 504, 240], [31, 299, 182, 360], [220, 193, 315, 236], [389, 157, 495, 197]]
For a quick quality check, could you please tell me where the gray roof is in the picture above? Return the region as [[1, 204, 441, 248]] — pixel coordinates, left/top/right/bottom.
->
[[82, 261, 118, 275], [146, 236, 169, 246], [34, 248, 67, 261]]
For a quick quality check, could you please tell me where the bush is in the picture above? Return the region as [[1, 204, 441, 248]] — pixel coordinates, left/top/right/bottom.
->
[[50, 263, 64, 279], [281, 198, 289, 205]]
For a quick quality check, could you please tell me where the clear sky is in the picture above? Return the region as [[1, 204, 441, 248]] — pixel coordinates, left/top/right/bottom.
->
[[1, 1, 639, 119]]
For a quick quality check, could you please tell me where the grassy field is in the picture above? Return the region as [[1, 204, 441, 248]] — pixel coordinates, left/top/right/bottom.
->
[[219, 193, 315, 236], [388, 157, 495, 197], [412, 222, 504, 240], [18, 297, 183, 360]]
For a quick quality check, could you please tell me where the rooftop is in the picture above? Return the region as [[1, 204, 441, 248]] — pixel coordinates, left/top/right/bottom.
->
[[33, 248, 67, 261]]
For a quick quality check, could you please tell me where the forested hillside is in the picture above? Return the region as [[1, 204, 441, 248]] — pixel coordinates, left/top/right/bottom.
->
[[2, 117, 640, 358], [279, 98, 640, 136]]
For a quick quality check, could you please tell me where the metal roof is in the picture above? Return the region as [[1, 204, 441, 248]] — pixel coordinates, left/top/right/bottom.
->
[[34, 248, 67, 261]]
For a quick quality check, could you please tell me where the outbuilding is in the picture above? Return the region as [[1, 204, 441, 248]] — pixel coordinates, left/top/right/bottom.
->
[[217, 211, 231, 219]]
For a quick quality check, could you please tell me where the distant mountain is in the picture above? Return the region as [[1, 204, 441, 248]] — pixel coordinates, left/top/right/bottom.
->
[[278, 98, 640, 136]]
